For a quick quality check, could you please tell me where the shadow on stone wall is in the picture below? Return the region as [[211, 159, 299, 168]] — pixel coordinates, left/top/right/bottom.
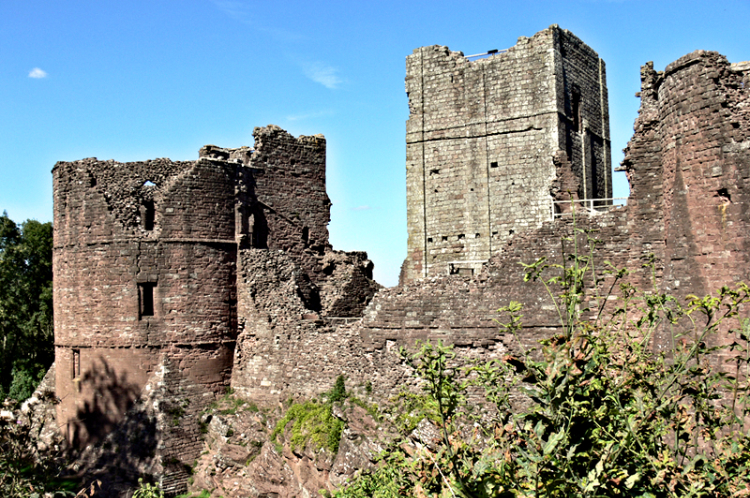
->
[[69, 357, 141, 448], [71, 357, 161, 497]]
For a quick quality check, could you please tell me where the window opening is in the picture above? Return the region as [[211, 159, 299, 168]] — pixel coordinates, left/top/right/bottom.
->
[[490, 161, 498, 168], [572, 88, 582, 132], [142, 200, 155, 231], [139, 283, 156, 318], [72, 349, 80, 379]]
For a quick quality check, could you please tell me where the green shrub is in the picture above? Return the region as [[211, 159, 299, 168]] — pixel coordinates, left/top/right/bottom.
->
[[133, 478, 163, 498], [335, 225, 750, 497], [328, 375, 348, 403], [272, 400, 344, 454]]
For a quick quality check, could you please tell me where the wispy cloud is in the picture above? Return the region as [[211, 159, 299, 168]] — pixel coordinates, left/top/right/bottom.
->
[[286, 110, 335, 122], [302, 62, 342, 89], [351, 205, 373, 211], [207, 0, 302, 42], [28, 68, 47, 79]]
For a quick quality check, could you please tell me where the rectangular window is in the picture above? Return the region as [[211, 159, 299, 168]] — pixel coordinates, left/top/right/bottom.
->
[[572, 88, 582, 132], [142, 200, 155, 231], [72, 349, 80, 379], [139, 283, 156, 318]]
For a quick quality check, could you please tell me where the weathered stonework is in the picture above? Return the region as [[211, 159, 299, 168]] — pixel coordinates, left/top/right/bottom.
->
[[362, 47, 750, 377], [52, 125, 379, 495], [403, 25, 612, 282], [49, 25, 750, 498]]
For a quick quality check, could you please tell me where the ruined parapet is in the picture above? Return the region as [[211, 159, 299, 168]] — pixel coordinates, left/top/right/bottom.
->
[[243, 125, 331, 283], [403, 25, 611, 282], [319, 250, 380, 317]]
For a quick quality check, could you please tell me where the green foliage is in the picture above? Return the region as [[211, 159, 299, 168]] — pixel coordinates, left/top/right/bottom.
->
[[271, 400, 345, 454], [7, 365, 46, 403], [328, 374, 348, 403], [133, 478, 164, 498], [175, 490, 211, 498], [271, 376, 351, 455], [336, 226, 750, 498], [0, 395, 79, 497], [0, 212, 53, 401]]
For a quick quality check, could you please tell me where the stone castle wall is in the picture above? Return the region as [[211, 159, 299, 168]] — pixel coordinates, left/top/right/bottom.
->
[[52, 125, 379, 495], [356, 49, 750, 389], [50, 27, 750, 496], [403, 25, 611, 282]]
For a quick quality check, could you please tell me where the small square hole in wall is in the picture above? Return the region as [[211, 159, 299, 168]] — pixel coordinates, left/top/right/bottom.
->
[[458, 234, 465, 239], [442, 236, 448, 242], [427, 237, 433, 243], [138, 283, 156, 319], [490, 161, 498, 168]]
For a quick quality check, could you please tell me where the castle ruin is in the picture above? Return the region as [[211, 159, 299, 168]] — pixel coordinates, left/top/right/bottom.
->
[[49, 25, 750, 497], [403, 26, 611, 281], [52, 125, 379, 492]]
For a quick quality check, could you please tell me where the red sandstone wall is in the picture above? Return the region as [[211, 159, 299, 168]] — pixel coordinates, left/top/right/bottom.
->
[[53, 157, 237, 491]]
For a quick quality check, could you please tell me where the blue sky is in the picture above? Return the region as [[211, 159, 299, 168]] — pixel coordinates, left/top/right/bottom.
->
[[2, 0, 749, 286]]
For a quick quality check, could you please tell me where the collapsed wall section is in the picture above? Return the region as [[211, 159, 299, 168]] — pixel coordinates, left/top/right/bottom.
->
[[230, 249, 387, 405]]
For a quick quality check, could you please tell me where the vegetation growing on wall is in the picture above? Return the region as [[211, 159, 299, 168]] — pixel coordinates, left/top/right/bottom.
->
[[272, 376, 349, 455], [336, 228, 750, 497], [0, 212, 53, 402]]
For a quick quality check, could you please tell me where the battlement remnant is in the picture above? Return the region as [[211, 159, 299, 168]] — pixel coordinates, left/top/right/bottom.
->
[[402, 25, 612, 282]]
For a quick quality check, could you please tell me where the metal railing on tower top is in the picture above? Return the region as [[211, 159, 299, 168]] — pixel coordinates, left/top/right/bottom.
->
[[551, 197, 628, 220]]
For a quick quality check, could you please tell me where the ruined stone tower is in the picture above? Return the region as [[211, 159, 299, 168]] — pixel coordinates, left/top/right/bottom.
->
[[53, 125, 379, 494], [403, 25, 612, 281]]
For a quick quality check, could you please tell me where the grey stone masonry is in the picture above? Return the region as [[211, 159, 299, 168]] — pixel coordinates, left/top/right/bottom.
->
[[403, 25, 611, 282]]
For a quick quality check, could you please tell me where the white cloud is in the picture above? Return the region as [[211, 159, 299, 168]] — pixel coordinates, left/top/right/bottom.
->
[[208, 0, 301, 42], [28, 68, 47, 79], [351, 205, 372, 211], [302, 62, 342, 89]]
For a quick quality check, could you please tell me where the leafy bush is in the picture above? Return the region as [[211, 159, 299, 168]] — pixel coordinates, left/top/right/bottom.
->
[[133, 478, 164, 498], [335, 226, 750, 497], [271, 376, 350, 455], [271, 400, 345, 454], [328, 375, 348, 403], [0, 394, 79, 497]]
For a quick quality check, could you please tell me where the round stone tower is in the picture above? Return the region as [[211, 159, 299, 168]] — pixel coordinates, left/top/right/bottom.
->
[[52, 156, 237, 488]]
